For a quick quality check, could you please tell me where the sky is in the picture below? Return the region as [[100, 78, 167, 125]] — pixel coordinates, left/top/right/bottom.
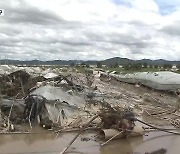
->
[[0, 0, 180, 61]]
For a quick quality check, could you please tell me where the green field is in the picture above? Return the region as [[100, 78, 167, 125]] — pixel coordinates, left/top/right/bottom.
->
[[75, 66, 180, 74]]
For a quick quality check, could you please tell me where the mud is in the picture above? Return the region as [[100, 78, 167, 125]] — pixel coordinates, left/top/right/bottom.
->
[[102, 76, 178, 106], [0, 121, 179, 154]]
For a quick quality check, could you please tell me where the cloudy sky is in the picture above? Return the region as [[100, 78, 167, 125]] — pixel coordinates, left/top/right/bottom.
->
[[0, 0, 180, 61]]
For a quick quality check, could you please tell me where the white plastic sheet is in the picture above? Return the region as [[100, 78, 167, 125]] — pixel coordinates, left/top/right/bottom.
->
[[110, 71, 180, 91]]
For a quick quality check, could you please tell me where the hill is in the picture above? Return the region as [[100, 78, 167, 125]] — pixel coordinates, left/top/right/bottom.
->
[[0, 57, 180, 66]]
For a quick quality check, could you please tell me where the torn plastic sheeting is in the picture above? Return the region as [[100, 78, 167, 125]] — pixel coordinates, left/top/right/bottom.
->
[[31, 85, 86, 107], [20, 67, 34, 74], [45, 103, 61, 124], [111, 71, 180, 90], [0, 69, 6, 75], [41, 68, 52, 75], [0, 65, 22, 75], [44, 102, 86, 127], [60, 80, 68, 84], [31, 67, 42, 74], [43, 73, 59, 79]]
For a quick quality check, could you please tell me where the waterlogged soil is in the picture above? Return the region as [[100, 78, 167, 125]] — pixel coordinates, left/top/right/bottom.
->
[[0, 123, 180, 154]]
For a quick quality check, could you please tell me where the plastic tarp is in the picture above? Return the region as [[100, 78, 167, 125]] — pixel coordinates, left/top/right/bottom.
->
[[31, 85, 86, 107], [110, 71, 180, 90], [44, 103, 86, 127], [0, 65, 22, 75], [43, 72, 59, 79]]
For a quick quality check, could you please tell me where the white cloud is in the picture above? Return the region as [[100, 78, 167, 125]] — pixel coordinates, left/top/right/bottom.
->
[[132, 0, 159, 12], [0, 0, 180, 60]]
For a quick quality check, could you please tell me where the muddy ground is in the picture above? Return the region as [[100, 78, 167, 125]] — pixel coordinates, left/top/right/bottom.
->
[[1, 128, 179, 154], [0, 72, 179, 154]]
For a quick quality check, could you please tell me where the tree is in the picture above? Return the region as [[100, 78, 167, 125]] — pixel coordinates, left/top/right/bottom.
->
[[85, 64, 89, 68], [132, 63, 142, 70], [177, 64, 180, 69], [163, 64, 172, 69], [113, 62, 119, 68], [97, 62, 102, 68], [80, 62, 86, 67], [123, 63, 142, 70], [123, 64, 130, 70], [154, 65, 158, 68], [143, 62, 147, 68], [70, 63, 75, 67], [128, 63, 132, 69], [149, 65, 153, 68]]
